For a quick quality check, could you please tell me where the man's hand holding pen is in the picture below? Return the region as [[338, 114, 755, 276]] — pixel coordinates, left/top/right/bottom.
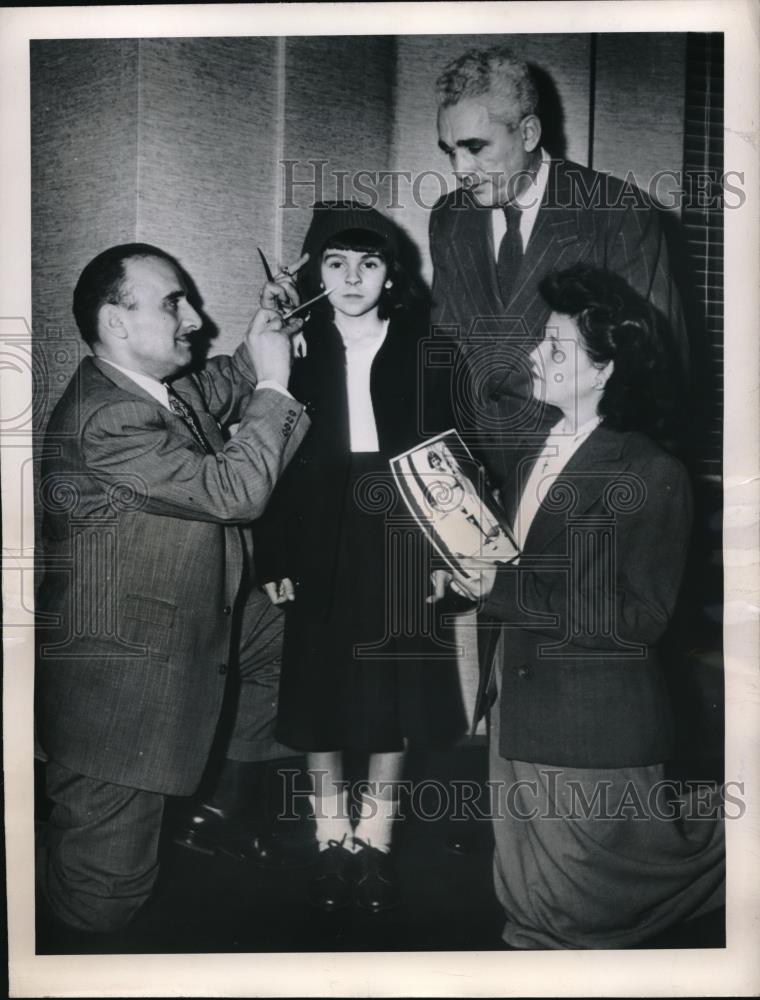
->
[[258, 250, 309, 327], [246, 252, 310, 385]]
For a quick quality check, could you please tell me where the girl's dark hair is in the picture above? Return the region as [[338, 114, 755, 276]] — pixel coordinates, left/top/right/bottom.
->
[[300, 226, 415, 321], [538, 264, 682, 441]]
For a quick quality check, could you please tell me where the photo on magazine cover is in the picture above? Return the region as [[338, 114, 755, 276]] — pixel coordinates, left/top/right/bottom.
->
[[391, 429, 520, 578]]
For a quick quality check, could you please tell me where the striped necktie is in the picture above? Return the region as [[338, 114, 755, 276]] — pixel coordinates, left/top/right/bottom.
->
[[164, 382, 215, 455], [496, 203, 523, 303]]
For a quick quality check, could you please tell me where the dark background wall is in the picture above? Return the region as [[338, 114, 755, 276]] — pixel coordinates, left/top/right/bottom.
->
[[31, 33, 688, 413]]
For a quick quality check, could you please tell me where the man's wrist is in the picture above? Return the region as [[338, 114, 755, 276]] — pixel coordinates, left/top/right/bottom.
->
[[256, 379, 294, 400]]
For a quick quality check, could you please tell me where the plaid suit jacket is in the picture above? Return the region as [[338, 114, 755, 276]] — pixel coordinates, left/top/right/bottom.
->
[[37, 346, 309, 795]]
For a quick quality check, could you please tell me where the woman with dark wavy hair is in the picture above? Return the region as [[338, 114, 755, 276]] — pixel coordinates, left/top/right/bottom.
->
[[436, 263, 724, 949], [538, 263, 681, 442]]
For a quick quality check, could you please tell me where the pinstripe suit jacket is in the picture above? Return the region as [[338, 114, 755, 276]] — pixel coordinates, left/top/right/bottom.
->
[[428, 159, 688, 485], [37, 347, 309, 795]]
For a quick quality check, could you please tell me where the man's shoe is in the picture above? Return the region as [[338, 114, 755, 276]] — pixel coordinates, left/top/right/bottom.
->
[[307, 839, 354, 911], [172, 803, 287, 867], [354, 841, 400, 912]]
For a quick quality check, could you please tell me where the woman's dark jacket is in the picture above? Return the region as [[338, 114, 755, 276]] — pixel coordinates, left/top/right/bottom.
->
[[475, 425, 692, 769]]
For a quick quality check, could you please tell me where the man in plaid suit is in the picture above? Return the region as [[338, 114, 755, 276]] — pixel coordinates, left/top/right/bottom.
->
[[36, 243, 309, 933]]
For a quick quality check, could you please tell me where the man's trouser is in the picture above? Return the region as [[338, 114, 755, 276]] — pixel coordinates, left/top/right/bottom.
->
[[43, 760, 164, 933]]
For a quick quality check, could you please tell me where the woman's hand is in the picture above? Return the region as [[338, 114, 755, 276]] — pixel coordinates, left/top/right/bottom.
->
[[427, 561, 498, 604], [263, 578, 296, 605], [428, 569, 454, 603], [456, 560, 497, 600]]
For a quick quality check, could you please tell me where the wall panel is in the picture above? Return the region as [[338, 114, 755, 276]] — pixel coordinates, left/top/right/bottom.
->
[[137, 37, 279, 357], [279, 36, 396, 265], [31, 39, 140, 412], [593, 33, 687, 207]]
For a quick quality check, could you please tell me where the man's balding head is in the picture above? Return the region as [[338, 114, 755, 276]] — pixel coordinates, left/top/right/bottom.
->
[[72, 243, 182, 347]]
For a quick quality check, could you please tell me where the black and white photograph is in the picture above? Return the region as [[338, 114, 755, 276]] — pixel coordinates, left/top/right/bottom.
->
[[391, 430, 521, 575], [1, 2, 758, 996]]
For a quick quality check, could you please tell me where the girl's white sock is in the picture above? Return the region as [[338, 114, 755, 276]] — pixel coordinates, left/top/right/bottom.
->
[[353, 791, 397, 854], [309, 790, 352, 851]]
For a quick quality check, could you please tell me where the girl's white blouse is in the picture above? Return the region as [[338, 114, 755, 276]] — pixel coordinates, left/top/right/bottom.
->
[[341, 320, 389, 453]]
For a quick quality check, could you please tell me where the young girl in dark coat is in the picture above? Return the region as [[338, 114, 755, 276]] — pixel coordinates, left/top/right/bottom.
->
[[256, 202, 465, 911]]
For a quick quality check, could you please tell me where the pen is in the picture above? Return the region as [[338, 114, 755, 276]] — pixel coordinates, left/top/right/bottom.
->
[[257, 247, 275, 283], [282, 285, 337, 320]]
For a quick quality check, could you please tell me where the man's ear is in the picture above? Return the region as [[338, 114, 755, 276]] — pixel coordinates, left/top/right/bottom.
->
[[99, 303, 128, 341], [521, 114, 542, 154]]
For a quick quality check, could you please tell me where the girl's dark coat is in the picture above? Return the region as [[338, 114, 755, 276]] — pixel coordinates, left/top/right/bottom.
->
[[254, 309, 465, 750]]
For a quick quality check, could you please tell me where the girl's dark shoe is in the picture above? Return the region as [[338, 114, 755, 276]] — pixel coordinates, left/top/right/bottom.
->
[[307, 839, 355, 911], [353, 840, 400, 912]]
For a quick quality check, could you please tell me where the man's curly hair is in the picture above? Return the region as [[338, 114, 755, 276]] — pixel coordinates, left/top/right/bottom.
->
[[435, 45, 538, 126]]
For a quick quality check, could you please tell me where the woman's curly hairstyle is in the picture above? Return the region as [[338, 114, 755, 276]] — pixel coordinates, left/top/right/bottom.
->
[[538, 264, 682, 441]]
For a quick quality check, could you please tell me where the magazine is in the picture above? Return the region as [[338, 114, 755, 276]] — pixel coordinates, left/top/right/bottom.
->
[[390, 430, 520, 580]]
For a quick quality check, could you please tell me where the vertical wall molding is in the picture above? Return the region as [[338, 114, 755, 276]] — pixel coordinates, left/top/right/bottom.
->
[[587, 33, 597, 170], [135, 39, 143, 240], [592, 34, 686, 193], [273, 35, 287, 268], [681, 32, 724, 481]]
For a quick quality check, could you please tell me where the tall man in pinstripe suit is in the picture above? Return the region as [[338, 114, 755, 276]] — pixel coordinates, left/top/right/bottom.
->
[[36, 244, 309, 933], [429, 44, 688, 485]]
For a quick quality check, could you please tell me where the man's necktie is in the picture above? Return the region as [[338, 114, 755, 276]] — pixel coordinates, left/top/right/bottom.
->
[[164, 382, 216, 455], [496, 203, 523, 304]]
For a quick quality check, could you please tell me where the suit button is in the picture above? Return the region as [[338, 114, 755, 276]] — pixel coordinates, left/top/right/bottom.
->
[[517, 665, 530, 678], [223, 605, 232, 616], [218, 663, 227, 675]]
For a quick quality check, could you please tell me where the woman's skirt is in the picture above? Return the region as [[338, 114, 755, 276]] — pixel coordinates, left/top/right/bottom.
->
[[275, 452, 466, 752]]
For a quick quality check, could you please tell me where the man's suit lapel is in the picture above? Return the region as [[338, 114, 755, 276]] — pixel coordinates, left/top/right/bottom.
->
[[90, 356, 161, 406], [451, 162, 585, 337], [521, 426, 629, 555], [448, 189, 502, 325], [508, 161, 583, 315], [90, 356, 224, 452]]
